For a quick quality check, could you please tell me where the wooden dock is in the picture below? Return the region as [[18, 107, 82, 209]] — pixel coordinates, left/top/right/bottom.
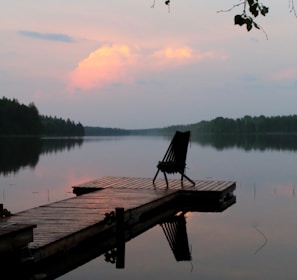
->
[[0, 176, 236, 279]]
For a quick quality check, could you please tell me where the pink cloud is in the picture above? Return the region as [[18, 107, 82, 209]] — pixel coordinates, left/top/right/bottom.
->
[[151, 47, 227, 69], [67, 44, 227, 90], [153, 47, 192, 59], [67, 44, 137, 90], [273, 67, 297, 81]]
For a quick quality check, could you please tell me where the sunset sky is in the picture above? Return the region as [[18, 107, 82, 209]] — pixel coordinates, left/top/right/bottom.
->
[[1, 1, 297, 129]]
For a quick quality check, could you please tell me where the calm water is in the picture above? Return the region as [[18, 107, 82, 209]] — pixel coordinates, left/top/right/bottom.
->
[[1, 135, 297, 279]]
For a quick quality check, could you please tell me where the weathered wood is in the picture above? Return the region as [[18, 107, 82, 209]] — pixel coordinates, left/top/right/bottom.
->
[[3, 186, 180, 260], [1, 176, 236, 279], [0, 223, 36, 254], [115, 207, 125, 268]]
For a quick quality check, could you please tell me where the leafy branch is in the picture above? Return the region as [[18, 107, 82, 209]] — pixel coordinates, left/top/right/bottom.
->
[[151, 0, 170, 12], [289, 0, 297, 17], [151, 0, 296, 35], [218, 0, 269, 33]]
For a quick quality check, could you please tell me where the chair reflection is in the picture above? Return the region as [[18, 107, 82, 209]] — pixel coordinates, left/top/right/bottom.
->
[[160, 212, 191, 261], [104, 211, 191, 269]]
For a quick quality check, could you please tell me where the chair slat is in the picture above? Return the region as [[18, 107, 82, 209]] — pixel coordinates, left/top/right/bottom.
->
[[153, 131, 195, 187]]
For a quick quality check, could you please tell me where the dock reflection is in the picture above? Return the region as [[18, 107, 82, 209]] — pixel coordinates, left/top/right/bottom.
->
[[2, 210, 193, 279], [104, 211, 191, 269]]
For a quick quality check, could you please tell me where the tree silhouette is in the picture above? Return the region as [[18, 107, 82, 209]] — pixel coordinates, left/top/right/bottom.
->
[[0, 97, 84, 137]]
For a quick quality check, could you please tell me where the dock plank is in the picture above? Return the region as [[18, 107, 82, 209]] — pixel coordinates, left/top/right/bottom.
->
[[4, 186, 179, 252], [2, 176, 236, 267]]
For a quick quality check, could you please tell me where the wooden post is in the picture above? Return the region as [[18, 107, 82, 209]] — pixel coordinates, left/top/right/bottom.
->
[[115, 207, 125, 269]]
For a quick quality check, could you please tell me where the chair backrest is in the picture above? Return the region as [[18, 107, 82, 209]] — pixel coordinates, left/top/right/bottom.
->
[[160, 213, 192, 261], [161, 131, 191, 169]]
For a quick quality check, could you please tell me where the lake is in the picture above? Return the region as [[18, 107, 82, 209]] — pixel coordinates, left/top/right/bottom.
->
[[1, 134, 297, 279]]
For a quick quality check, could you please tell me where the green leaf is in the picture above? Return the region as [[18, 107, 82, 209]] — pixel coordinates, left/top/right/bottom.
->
[[246, 18, 253, 31], [234, 15, 245, 26], [246, 24, 253, 31], [247, 0, 254, 7], [260, 6, 269, 16], [250, 4, 259, 17]]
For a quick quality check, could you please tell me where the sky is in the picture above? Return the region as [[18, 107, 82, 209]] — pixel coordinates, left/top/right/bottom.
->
[[1, 0, 297, 129]]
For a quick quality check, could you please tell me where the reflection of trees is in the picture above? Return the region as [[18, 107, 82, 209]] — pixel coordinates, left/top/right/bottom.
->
[[191, 133, 297, 151], [0, 137, 84, 175], [0, 137, 41, 175], [41, 137, 83, 154]]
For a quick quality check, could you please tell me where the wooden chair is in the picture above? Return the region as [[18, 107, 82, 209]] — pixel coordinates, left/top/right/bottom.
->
[[153, 131, 195, 187]]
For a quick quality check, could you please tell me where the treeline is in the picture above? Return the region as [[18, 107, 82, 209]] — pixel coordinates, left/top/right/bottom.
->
[[84, 127, 163, 136], [4, 96, 297, 137], [41, 116, 84, 136], [0, 97, 42, 135], [0, 97, 84, 136], [84, 115, 297, 137], [84, 126, 130, 136], [164, 115, 297, 135]]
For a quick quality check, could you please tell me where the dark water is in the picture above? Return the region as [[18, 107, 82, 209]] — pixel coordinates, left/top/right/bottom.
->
[[1, 135, 297, 279]]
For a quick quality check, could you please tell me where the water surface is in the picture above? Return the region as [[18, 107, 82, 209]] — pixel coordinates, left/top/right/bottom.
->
[[1, 135, 297, 279]]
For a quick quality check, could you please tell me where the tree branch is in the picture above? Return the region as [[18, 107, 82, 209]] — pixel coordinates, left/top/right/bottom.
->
[[217, 2, 245, 14], [218, 0, 269, 33], [289, 0, 297, 17], [151, 0, 296, 34]]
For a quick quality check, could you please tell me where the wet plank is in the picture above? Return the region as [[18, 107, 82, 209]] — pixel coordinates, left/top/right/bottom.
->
[[2, 176, 236, 264]]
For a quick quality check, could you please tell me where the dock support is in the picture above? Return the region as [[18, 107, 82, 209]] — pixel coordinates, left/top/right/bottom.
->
[[0, 204, 11, 218], [115, 207, 125, 269]]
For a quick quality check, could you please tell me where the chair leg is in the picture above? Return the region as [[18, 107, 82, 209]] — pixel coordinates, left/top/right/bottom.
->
[[153, 169, 160, 184], [180, 173, 195, 186], [163, 172, 169, 188], [153, 169, 169, 187]]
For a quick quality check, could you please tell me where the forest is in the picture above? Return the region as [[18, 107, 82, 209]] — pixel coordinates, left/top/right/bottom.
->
[[41, 116, 84, 137], [163, 115, 297, 135], [2, 97, 297, 137], [0, 97, 84, 136], [84, 115, 297, 136], [84, 126, 129, 136]]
